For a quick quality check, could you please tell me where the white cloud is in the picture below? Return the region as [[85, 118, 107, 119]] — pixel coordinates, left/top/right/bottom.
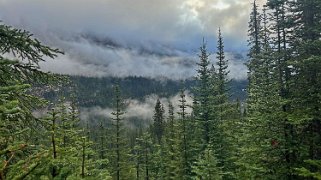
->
[[80, 91, 194, 128], [0, 0, 259, 79]]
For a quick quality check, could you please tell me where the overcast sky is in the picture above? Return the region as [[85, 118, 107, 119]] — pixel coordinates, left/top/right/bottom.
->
[[0, 0, 266, 80]]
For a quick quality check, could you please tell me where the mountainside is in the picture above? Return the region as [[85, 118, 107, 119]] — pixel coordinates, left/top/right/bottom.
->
[[47, 75, 247, 108]]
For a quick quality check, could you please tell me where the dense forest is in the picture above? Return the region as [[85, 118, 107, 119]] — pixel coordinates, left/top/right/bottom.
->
[[1, 0, 321, 179], [42, 76, 247, 107]]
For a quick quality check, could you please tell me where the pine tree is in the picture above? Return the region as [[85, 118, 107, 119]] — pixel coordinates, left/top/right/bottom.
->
[[192, 146, 223, 180], [248, 0, 261, 57], [0, 83, 33, 179], [49, 108, 59, 178], [177, 89, 191, 178], [216, 28, 229, 95], [136, 132, 153, 180], [211, 28, 236, 178], [241, 1, 280, 178], [86, 122, 111, 179], [152, 99, 165, 144], [163, 102, 180, 179], [0, 22, 62, 179], [149, 99, 167, 179], [266, 0, 289, 90], [193, 38, 212, 146], [110, 84, 133, 179], [212, 27, 230, 136], [246, 1, 262, 112], [283, 0, 321, 178], [264, 4, 295, 175], [241, 0, 321, 178], [133, 128, 143, 180], [98, 120, 107, 161]]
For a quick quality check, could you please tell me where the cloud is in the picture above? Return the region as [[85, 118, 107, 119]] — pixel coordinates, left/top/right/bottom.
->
[[80, 92, 194, 128], [209, 52, 248, 80], [0, 0, 258, 79], [37, 34, 246, 80], [37, 35, 196, 79]]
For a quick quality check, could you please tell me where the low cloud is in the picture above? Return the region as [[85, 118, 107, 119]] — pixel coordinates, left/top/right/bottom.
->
[[37, 34, 247, 80], [39, 35, 196, 79], [80, 92, 194, 128], [0, 0, 256, 80], [210, 52, 248, 80]]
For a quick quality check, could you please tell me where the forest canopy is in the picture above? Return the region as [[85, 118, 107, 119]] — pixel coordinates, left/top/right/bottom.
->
[[1, 0, 321, 179]]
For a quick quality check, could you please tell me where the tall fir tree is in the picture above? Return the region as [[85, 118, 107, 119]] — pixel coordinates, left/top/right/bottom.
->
[[193, 38, 212, 147], [192, 146, 223, 180], [110, 84, 133, 180], [177, 89, 192, 178], [211, 28, 236, 178], [163, 102, 180, 179], [0, 22, 62, 180], [287, 0, 321, 177], [152, 99, 165, 144]]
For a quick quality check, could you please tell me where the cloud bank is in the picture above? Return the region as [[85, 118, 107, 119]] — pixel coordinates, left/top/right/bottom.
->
[[0, 0, 265, 79], [80, 92, 194, 128]]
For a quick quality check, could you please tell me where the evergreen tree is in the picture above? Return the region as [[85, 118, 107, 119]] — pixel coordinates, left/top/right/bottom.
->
[[152, 99, 165, 144], [241, 1, 279, 178], [192, 146, 223, 180], [163, 102, 180, 179], [177, 89, 191, 178], [134, 131, 154, 180], [211, 28, 236, 178], [110, 84, 133, 179], [248, 0, 261, 57], [246, 0, 263, 113], [242, 0, 321, 178], [193, 38, 212, 146], [0, 22, 62, 179], [216, 28, 230, 95], [282, 0, 321, 178]]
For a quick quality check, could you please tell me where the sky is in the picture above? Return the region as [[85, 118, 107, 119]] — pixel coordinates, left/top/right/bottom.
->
[[0, 0, 266, 80]]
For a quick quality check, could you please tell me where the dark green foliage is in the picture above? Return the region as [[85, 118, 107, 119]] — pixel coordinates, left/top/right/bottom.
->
[[177, 89, 193, 178], [0, 22, 112, 180], [0, 22, 62, 180], [247, 0, 261, 57], [163, 102, 180, 179], [2, 1, 321, 178], [63, 76, 247, 108], [193, 39, 212, 146], [109, 84, 134, 179], [192, 146, 223, 180], [134, 131, 152, 180], [68, 76, 195, 107], [296, 159, 321, 179], [241, 0, 321, 179], [152, 99, 165, 144]]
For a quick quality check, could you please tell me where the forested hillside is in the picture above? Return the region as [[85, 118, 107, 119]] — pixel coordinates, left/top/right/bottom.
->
[[43, 76, 247, 107], [1, 0, 321, 179]]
